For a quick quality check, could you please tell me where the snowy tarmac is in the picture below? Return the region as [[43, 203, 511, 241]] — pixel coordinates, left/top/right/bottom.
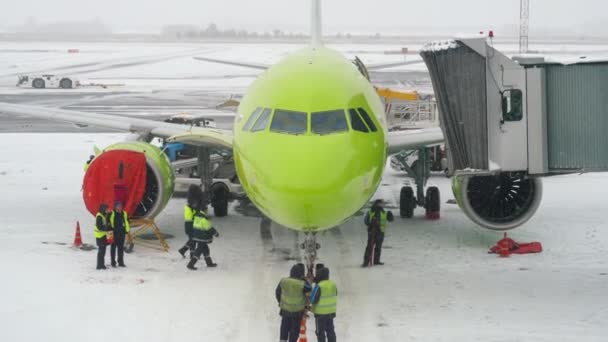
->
[[0, 42, 430, 133], [1, 41, 608, 341], [0, 133, 607, 341]]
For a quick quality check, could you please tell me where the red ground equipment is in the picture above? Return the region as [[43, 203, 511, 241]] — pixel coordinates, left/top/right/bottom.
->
[[106, 229, 114, 245], [497, 233, 514, 257], [490, 233, 543, 256], [114, 161, 129, 205], [82, 150, 147, 217]]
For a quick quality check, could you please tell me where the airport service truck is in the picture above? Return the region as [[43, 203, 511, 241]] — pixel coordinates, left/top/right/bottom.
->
[[17, 75, 79, 89]]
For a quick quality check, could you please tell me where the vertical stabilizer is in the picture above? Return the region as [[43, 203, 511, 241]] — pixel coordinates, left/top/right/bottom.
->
[[311, 0, 323, 46]]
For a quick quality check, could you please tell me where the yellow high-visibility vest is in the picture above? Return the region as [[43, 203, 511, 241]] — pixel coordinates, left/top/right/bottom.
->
[[279, 278, 306, 313], [94, 213, 108, 238], [193, 211, 211, 231], [312, 280, 337, 315], [367, 210, 389, 232], [110, 210, 130, 233], [184, 205, 195, 222]]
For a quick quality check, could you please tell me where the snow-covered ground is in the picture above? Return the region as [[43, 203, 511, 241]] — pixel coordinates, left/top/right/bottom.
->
[[1, 40, 608, 341], [0, 133, 607, 342], [2, 40, 607, 95]]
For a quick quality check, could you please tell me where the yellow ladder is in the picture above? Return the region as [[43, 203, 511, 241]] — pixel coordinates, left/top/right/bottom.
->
[[126, 219, 170, 252]]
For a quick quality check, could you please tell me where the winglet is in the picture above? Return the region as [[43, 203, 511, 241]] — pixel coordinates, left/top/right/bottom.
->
[[311, 0, 323, 46]]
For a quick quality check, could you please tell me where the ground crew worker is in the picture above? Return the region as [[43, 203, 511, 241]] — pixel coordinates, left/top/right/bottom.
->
[[110, 201, 130, 267], [94, 203, 112, 270], [310, 267, 337, 342], [178, 185, 202, 258], [362, 199, 394, 267], [187, 206, 219, 270], [275, 263, 312, 342], [83, 155, 94, 171]]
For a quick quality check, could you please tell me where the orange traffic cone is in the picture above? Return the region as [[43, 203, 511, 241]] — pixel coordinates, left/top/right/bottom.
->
[[298, 316, 307, 342], [73, 221, 83, 247]]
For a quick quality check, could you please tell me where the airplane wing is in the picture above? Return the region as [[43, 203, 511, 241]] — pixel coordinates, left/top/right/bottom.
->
[[193, 56, 270, 70], [193, 56, 424, 72], [386, 127, 443, 155], [0, 102, 233, 149], [365, 59, 425, 71], [0, 102, 441, 153]]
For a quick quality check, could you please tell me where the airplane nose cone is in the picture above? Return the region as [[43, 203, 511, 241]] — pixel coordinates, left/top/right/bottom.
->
[[236, 133, 385, 230]]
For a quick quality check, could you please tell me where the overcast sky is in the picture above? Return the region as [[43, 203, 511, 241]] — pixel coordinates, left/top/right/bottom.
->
[[2, 0, 606, 35]]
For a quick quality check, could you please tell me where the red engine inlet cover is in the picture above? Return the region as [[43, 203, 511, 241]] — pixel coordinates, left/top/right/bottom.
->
[[83, 150, 147, 216]]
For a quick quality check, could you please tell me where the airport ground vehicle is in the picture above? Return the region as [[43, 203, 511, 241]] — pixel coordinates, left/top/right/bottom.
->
[[17, 75, 79, 89]]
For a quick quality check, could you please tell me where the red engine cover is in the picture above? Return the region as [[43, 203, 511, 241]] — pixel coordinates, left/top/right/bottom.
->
[[83, 150, 147, 216]]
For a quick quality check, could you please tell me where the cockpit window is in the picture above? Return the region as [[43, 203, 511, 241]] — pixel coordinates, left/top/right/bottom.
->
[[348, 109, 369, 133], [270, 109, 307, 134], [357, 108, 378, 132], [242, 107, 262, 131], [251, 108, 272, 132], [311, 110, 348, 135]]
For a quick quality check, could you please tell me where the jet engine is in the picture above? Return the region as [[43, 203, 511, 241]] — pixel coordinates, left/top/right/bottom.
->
[[452, 172, 543, 231], [83, 142, 175, 219]]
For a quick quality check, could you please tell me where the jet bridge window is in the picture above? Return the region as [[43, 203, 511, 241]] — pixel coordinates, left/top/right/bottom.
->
[[251, 108, 272, 132], [348, 109, 369, 133], [357, 108, 378, 132], [242, 107, 262, 131], [311, 110, 348, 134], [501, 89, 523, 122], [270, 109, 307, 135]]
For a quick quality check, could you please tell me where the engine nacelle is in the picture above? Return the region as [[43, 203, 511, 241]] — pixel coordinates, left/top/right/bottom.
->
[[452, 172, 543, 231], [84, 142, 175, 219]]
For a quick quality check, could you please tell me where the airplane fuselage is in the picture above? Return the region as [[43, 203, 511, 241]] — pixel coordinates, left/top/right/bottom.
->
[[233, 46, 387, 231]]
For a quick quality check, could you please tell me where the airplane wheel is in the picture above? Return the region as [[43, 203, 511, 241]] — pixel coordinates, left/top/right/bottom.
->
[[212, 186, 229, 217], [425, 186, 441, 219], [32, 78, 45, 89], [400, 186, 415, 218], [59, 78, 73, 89]]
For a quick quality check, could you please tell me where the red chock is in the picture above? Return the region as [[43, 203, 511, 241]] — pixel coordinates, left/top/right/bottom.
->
[[426, 211, 440, 220], [496, 233, 513, 257]]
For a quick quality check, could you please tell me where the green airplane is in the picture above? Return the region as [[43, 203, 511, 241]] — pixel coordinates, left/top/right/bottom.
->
[[3, 0, 550, 273], [191, 1, 436, 232], [0, 0, 447, 269]]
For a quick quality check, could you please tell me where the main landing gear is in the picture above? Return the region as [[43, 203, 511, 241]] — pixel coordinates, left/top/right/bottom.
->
[[393, 147, 441, 220], [197, 147, 229, 217]]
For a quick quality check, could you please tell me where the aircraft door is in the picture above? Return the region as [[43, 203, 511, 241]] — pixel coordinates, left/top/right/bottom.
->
[[487, 60, 528, 172]]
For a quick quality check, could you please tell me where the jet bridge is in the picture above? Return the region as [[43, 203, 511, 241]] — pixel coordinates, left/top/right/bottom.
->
[[418, 37, 608, 231], [421, 37, 608, 176]]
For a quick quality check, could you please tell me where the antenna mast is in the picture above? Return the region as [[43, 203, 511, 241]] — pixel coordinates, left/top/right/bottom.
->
[[519, 0, 530, 53], [311, 0, 323, 46]]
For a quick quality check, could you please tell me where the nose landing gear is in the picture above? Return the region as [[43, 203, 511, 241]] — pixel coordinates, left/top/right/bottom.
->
[[301, 232, 320, 281]]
